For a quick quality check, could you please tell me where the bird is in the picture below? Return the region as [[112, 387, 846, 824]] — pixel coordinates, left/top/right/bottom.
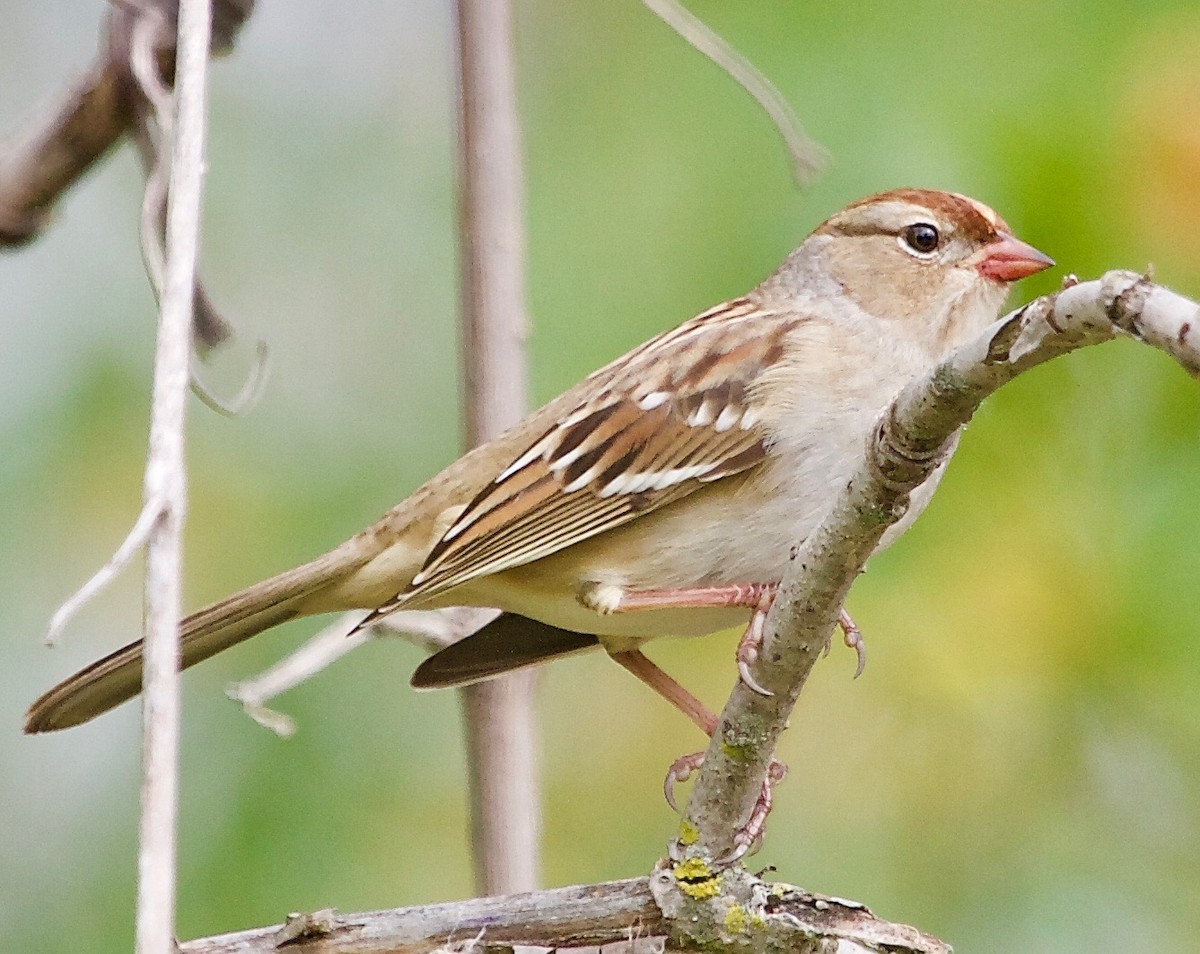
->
[[26, 190, 1053, 811]]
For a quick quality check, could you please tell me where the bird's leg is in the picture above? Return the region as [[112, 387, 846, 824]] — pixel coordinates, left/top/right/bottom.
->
[[609, 648, 785, 860], [609, 648, 717, 736], [582, 581, 779, 695], [586, 581, 777, 615], [592, 580, 867, 685]]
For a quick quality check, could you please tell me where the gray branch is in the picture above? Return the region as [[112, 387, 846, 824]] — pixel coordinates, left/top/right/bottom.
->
[[176, 871, 946, 954]]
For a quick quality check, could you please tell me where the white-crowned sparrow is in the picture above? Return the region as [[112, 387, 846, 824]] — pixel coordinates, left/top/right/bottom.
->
[[26, 188, 1052, 744]]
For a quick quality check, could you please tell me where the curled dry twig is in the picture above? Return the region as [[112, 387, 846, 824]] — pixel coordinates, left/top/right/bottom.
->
[[0, 0, 266, 414], [642, 0, 827, 187], [225, 608, 499, 737], [125, 0, 271, 414]]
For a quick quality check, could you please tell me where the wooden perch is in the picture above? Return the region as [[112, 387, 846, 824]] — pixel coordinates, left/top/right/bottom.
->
[[177, 872, 947, 954]]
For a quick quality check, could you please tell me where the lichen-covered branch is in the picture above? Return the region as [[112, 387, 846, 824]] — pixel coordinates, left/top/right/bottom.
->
[[176, 872, 947, 954], [680, 270, 1200, 862]]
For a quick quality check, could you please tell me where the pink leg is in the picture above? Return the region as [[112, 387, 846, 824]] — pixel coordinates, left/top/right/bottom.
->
[[609, 647, 785, 858], [602, 583, 865, 679], [604, 591, 865, 859], [598, 582, 779, 696], [610, 649, 717, 735], [602, 582, 777, 613]]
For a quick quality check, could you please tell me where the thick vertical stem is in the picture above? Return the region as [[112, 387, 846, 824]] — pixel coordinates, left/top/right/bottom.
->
[[136, 0, 210, 951], [453, 0, 538, 895]]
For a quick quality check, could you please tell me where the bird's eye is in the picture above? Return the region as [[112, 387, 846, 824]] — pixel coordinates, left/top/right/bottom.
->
[[901, 223, 940, 256]]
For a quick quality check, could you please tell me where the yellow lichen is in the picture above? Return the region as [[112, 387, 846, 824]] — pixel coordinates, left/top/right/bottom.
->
[[673, 857, 721, 899], [677, 818, 700, 845], [679, 877, 721, 900], [723, 904, 747, 934]]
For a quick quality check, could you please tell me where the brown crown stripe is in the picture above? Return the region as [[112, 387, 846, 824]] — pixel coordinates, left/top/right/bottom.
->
[[829, 188, 1003, 246]]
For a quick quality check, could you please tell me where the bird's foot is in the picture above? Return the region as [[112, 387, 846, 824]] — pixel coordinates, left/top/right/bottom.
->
[[735, 586, 778, 696], [664, 751, 704, 811], [665, 751, 788, 862]]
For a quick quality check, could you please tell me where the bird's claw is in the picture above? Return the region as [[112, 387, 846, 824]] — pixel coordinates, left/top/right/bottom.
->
[[715, 758, 788, 864], [663, 751, 706, 812], [737, 655, 772, 697], [837, 608, 867, 678], [735, 590, 775, 697], [667, 751, 787, 863]]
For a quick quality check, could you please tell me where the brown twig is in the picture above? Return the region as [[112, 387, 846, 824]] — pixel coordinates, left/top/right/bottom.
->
[[0, 59, 130, 245], [641, 0, 827, 187], [175, 873, 948, 954], [0, 0, 251, 246], [454, 0, 539, 895]]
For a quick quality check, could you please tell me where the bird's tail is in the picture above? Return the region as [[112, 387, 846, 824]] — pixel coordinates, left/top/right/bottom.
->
[[24, 545, 366, 734]]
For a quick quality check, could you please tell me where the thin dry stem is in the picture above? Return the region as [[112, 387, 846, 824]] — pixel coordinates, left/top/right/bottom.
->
[[135, 0, 212, 950], [642, 0, 826, 186], [455, 0, 539, 896], [225, 607, 499, 737], [44, 495, 163, 647]]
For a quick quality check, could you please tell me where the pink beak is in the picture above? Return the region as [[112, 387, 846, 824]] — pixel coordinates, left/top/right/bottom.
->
[[975, 233, 1055, 282]]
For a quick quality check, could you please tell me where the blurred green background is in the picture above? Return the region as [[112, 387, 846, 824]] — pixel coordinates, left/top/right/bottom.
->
[[2, 2, 1199, 951]]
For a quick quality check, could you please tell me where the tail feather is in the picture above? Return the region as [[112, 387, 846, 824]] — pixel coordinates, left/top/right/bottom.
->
[[411, 613, 599, 689], [24, 548, 363, 734]]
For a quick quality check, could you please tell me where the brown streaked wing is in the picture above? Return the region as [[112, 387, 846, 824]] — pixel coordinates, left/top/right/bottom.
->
[[389, 298, 799, 606]]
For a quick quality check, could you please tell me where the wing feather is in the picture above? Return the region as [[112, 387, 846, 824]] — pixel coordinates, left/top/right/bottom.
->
[[385, 297, 802, 608]]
